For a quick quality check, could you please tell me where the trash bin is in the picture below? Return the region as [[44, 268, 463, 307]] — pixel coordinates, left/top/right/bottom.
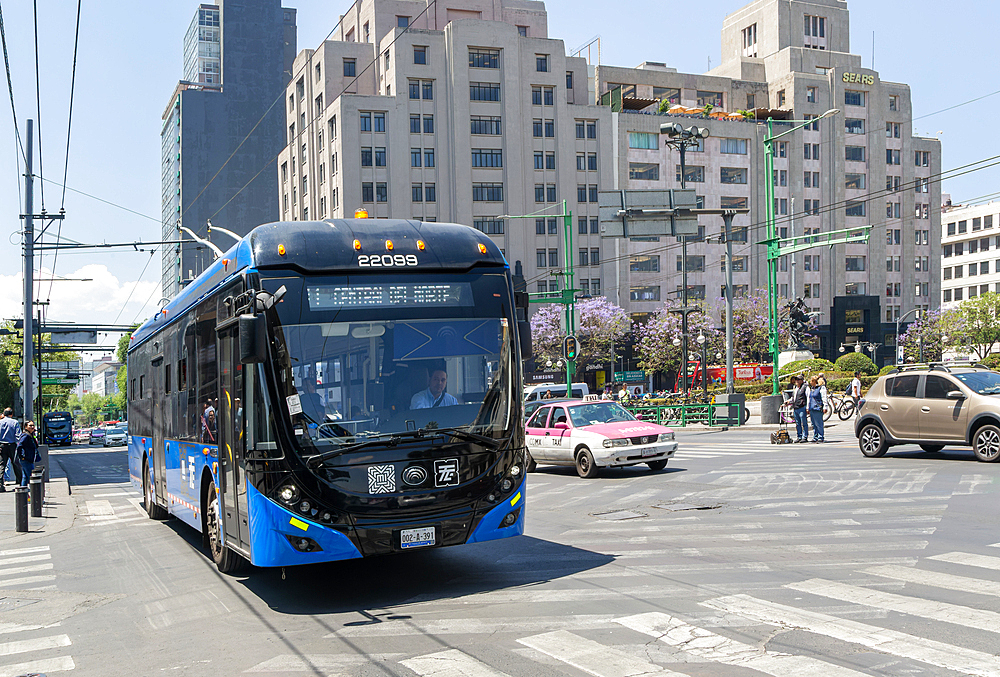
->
[[714, 393, 746, 426]]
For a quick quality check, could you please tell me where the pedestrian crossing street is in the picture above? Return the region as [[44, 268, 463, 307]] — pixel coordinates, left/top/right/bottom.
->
[[0, 545, 75, 676], [242, 548, 1000, 676]]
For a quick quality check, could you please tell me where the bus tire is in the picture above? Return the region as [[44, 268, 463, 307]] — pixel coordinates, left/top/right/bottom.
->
[[143, 458, 168, 520], [525, 450, 537, 473], [205, 483, 247, 574]]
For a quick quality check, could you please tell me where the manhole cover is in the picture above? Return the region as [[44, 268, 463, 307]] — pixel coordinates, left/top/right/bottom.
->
[[0, 598, 40, 611], [592, 510, 646, 520], [652, 503, 722, 512]]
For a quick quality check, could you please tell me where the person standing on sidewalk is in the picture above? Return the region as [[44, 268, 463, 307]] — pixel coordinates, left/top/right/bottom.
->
[[16, 421, 40, 487], [807, 376, 828, 443], [0, 407, 22, 490], [790, 376, 810, 442]]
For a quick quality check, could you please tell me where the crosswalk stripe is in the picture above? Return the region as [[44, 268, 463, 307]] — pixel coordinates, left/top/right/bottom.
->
[[92, 491, 135, 497], [85, 500, 114, 516], [787, 578, 1000, 632], [327, 615, 620, 638], [517, 630, 688, 677], [401, 649, 511, 677], [0, 546, 48, 558], [616, 611, 869, 677], [866, 564, 1000, 598], [0, 575, 56, 587], [0, 656, 75, 677], [0, 554, 51, 567], [0, 633, 71, 657], [0, 563, 54, 578], [0, 622, 57, 635], [702, 594, 1000, 677], [927, 551, 1000, 570], [409, 585, 687, 604]]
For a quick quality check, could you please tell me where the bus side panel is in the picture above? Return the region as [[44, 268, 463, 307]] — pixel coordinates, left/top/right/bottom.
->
[[246, 484, 362, 567], [128, 434, 143, 490], [162, 439, 207, 531]]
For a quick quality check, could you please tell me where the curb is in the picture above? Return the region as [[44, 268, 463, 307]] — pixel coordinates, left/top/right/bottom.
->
[[0, 458, 78, 542]]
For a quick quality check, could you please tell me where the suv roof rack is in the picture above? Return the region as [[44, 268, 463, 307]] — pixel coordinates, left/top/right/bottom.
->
[[883, 360, 991, 376]]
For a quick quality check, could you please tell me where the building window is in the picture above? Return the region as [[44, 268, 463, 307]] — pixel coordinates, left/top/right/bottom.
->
[[915, 150, 930, 166], [471, 115, 501, 135], [517, 25, 527, 37], [547, 185, 557, 202], [721, 196, 749, 209], [397, 16, 410, 27], [886, 149, 901, 165], [720, 138, 748, 154], [630, 255, 660, 272], [845, 201, 866, 217], [889, 95, 899, 111], [590, 218, 599, 234], [472, 183, 504, 201], [424, 149, 435, 167], [676, 165, 705, 183], [375, 183, 387, 202], [344, 58, 356, 77], [374, 147, 386, 166], [471, 148, 503, 168], [587, 121, 597, 139], [628, 132, 658, 150], [845, 173, 865, 190], [629, 162, 659, 180], [361, 147, 373, 166], [536, 54, 548, 72], [425, 184, 436, 202], [845, 256, 866, 271], [373, 112, 385, 132], [469, 48, 500, 69], [588, 185, 598, 202], [631, 286, 660, 302], [544, 120, 555, 137], [720, 167, 747, 184], [546, 152, 555, 169], [806, 86, 817, 103], [845, 90, 866, 107], [413, 46, 427, 64], [845, 118, 864, 134], [411, 148, 422, 167], [588, 153, 597, 170], [422, 81, 433, 99], [409, 81, 420, 99], [360, 112, 371, 131], [576, 185, 586, 203], [362, 182, 374, 202], [696, 91, 723, 107], [845, 282, 866, 295], [410, 114, 421, 133], [549, 249, 559, 267], [534, 152, 544, 170], [579, 249, 589, 267], [676, 255, 706, 272], [412, 184, 423, 202], [741, 23, 757, 57], [845, 146, 865, 162], [474, 219, 504, 234], [531, 86, 542, 105], [470, 82, 501, 101], [566, 71, 574, 90], [777, 90, 786, 107]]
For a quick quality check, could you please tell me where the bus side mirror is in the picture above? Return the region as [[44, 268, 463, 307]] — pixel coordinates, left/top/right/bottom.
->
[[239, 315, 267, 364], [518, 320, 533, 360]]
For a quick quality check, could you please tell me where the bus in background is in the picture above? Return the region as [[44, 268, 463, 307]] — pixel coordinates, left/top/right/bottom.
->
[[127, 218, 531, 573], [42, 411, 72, 446]]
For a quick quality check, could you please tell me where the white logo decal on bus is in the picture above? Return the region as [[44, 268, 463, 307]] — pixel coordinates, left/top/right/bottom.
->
[[434, 459, 460, 487], [368, 465, 396, 494]]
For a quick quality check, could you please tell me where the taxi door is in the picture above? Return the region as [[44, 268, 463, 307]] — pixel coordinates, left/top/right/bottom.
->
[[525, 407, 552, 460], [546, 406, 573, 462]]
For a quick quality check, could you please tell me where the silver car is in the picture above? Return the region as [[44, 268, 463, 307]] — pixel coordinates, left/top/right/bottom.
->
[[103, 427, 127, 447]]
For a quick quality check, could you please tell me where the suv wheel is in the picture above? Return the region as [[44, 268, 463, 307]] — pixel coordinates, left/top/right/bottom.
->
[[973, 424, 1000, 462], [859, 424, 888, 458]]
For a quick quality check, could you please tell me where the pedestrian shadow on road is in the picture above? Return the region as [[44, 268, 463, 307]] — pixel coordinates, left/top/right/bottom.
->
[[227, 534, 615, 615]]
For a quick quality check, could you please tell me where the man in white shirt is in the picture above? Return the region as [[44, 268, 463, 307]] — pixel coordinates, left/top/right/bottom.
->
[[849, 371, 862, 400], [411, 367, 459, 409]]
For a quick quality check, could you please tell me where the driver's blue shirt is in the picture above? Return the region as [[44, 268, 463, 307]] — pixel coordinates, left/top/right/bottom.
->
[[410, 389, 458, 409]]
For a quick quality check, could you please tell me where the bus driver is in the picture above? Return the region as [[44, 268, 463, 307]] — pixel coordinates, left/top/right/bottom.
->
[[410, 367, 458, 409]]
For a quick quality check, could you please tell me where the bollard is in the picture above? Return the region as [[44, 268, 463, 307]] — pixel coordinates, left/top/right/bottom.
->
[[32, 466, 44, 504], [14, 486, 28, 532], [29, 475, 42, 518]]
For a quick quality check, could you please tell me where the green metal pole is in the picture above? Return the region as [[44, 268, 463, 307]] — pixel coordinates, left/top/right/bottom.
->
[[564, 200, 575, 392], [764, 118, 780, 396]]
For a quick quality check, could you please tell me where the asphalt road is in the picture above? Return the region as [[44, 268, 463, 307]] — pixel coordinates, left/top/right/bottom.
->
[[3, 423, 999, 677]]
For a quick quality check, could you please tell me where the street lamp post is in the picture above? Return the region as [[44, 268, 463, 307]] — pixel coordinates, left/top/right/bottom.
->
[[697, 332, 709, 398], [895, 307, 922, 365]]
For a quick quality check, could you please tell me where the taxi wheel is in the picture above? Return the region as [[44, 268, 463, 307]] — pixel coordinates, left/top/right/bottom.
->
[[575, 447, 599, 479], [525, 451, 537, 473], [646, 460, 668, 471]]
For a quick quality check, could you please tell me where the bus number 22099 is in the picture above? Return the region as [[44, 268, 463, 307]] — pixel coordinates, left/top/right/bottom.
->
[[358, 254, 419, 267]]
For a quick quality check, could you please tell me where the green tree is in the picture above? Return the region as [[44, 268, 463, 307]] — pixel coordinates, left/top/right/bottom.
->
[[834, 352, 877, 376], [950, 293, 1000, 360], [0, 320, 80, 414], [81, 392, 104, 426]]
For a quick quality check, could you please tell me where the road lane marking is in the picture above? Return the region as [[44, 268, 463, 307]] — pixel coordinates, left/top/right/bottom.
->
[[402, 649, 511, 677], [517, 630, 688, 677], [866, 564, 1000, 598], [616, 611, 870, 677], [0, 622, 57, 635], [0, 554, 51, 567], [326, 615, 620, 637], [0, 563, 54, 578], [701, 594, 1000, 677], [787, 578, 1000, 632], [0, 633, 71, 656], [408, 585, 687, 604], [0, 575, 56, 587], [0, 656, 75, 677], [92, 491, 134, 497], [927, 551, 1000, 570], [243, 653, 402, 672], [0, 546, 48, 558]]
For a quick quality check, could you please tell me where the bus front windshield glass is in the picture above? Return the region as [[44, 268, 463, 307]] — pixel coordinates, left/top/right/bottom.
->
[[263, 273, 515, 452]]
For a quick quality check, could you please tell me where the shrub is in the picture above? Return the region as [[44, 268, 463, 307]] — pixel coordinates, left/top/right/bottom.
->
[[834, 352, 878, 376], [778, 358, 836, 376], [878, 364, 898, 376], [981, 353, 1000, 370]]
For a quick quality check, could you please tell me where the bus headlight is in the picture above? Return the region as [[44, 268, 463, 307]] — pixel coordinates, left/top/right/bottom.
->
[[501, 478, 513, 492], [278, 484, 299, 504], [510, 464, 521, 477], [603, 438, 630, 448], [659, 432, 675, 442]]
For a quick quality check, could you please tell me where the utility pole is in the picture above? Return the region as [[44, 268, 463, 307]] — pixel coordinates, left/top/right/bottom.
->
[[22, 120, 34, 424], [722, 212, 736, 394]]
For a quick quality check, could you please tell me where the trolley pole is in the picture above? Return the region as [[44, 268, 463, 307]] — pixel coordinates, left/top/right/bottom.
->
[[22, 120, 34, 423]]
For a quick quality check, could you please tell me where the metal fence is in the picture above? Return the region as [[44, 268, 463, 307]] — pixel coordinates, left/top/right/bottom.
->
[[623, 401, 745, 427]]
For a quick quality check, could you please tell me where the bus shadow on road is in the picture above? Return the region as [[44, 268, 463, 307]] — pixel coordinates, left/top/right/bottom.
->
[[234, 534, 615, 615], [529, 466, 686, 480]]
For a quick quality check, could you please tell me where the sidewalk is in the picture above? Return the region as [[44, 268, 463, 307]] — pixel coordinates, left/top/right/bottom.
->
[[0, 456, 76, 542]]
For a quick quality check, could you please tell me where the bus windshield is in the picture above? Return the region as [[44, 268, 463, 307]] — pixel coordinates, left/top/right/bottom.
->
[[262, 272, 515, 453], [43, 413, 71, 433]]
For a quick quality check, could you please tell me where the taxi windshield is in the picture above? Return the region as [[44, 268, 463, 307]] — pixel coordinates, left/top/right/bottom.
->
[[568, 402, 636, 427]]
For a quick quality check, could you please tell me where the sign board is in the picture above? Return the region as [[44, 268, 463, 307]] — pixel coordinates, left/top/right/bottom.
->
[[17, 366, 39, 392], [41, 361, 80, 371], [599, 189, 700, 238], [49, 330, 97, 345], [559, 308, 581, 335], [614, 370, 645, 382]]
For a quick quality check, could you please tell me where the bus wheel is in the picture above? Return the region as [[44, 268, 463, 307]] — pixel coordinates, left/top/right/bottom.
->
[[205, 483, 246, 574], [142, 458, 168, 520], [525, 451, 537, 472]]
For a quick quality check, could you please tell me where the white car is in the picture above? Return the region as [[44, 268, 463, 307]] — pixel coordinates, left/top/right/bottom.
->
[[525, 398, 677, 478], [103, 427, 127, 447]]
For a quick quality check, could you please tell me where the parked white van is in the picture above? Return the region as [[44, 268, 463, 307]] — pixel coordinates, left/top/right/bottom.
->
[[523, 382, 590, 402]]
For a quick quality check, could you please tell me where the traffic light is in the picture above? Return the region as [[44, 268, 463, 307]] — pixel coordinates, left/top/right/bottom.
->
[[563, 335, 578, 361]]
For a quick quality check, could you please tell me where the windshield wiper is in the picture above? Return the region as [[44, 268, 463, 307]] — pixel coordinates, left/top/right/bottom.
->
[[305, 427, 501, 467]]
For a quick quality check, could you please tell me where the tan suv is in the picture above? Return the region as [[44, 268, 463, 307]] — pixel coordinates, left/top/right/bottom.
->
[[855, 363, 1000, 462]]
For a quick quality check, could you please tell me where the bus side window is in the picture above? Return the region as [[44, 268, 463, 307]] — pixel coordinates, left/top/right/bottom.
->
[[139, 375, 145, 400], [165, 364, 172, 393], [178, 358, 187, 391]]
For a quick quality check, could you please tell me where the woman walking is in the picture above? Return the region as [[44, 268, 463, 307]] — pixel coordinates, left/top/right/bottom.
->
[[807, 376, 828, 443], [16, 421, 41, 486]]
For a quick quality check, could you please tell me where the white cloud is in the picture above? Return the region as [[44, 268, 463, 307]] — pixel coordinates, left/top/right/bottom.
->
[[0, 264, 159, 327]]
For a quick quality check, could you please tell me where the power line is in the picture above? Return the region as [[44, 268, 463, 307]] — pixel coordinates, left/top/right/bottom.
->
[[113, 247, 157, 326], [0, 1, 24, 162]]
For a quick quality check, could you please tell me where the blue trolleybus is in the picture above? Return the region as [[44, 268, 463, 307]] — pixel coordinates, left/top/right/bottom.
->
[[127, 218, 531, 572], [42, 411, 73, 446]]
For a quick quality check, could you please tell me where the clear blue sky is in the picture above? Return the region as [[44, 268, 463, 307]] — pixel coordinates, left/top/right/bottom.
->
[[0, 0, 997, 331]]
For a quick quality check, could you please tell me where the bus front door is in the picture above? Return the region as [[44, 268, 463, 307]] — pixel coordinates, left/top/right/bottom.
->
[[218, 329, 251, 552], [151, 357, 167, 506]]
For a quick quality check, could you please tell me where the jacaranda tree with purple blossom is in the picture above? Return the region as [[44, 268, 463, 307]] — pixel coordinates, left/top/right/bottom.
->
[[711, 290, 790, 364], [633, 300, 721, 378], [898, 308, 955, 363], [529, 298, 629, 376]]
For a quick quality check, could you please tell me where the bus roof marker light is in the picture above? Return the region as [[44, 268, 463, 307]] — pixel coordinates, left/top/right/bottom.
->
[[354, 208, 369, 218], [478, 243, 488, 255], [385, 240, 394, 251], [417, 240, 426, 251], [353, 239, 362, 250], [278, 244, 286, 256]]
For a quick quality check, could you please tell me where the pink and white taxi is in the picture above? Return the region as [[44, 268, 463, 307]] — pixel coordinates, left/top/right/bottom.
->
[[524, 397, 677, 478]]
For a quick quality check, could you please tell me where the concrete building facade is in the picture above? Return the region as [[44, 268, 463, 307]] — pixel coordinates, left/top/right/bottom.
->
[[161, 0, 298, 298], [940, 201, 1000, 309]]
